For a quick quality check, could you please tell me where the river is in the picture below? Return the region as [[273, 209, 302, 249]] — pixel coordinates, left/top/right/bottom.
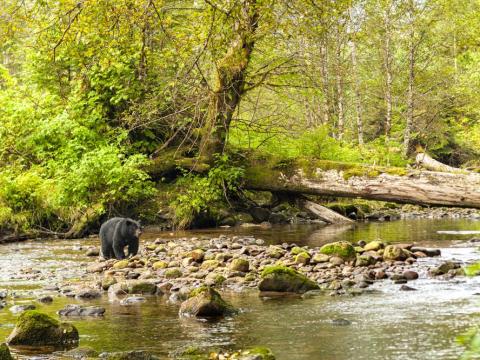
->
[[1, 219, 480, 359]]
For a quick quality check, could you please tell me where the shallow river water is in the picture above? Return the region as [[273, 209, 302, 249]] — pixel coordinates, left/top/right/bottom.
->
[[2, 219, 480, 359]]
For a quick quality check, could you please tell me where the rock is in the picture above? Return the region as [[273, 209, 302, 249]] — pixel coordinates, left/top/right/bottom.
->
[[179, 286, 237, 318], [400, 285, 417, 291], [375, 270, 387, 280], [87, 262, 108, 273], [201, 260, 220, 270], [319, 241, 356, 260], [190, 249, 205, 262], [102, 276, 117, 290], [329, 256, 344, 265], [411, 247, 441, 257], [230, 258, 250, 272], [113, 259, 130, 269], [331, 318, 352, 326], [236, 212, 254, 224], [85, 247, 100, 257], [0, 291, 7, 299], [0, 343, 13, 360], [58, 304, 105, 317], [99, 350, 160, 360], [37, 295, 53, 304], [65, 346, 99, 359], [6, 310, 79, 347], [110, 280, 157, 296], [291, 246, 307, 255], [165, 268, 183, 279], [363, 240, 383, 251], [258, 266, 319, 293], [355, 254, 374, 267], [295, 252, 311, 265], [75, 287, 101, 299], [152, 261, 168, 270], [403, 270, 419, 280], [239, 347, 276, 360], [383, 245, 408, 261], [250, 207, 271, 222], [266, 246, 286, 259], [311, 253, 330, 264], [430, 261, 459, 276], [9, 304, 36, 314], [120, 296, 147, 306], [269, 213, 287, 224], [205, 273, 226, 286]]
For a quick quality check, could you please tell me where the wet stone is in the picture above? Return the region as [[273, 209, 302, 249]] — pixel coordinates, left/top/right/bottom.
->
[[58, 304, 105, 317], [9, 304, 36, 314]]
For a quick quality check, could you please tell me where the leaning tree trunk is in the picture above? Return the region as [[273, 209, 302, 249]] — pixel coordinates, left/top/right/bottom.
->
[[415, 152, 468, 174], [199, 1, 259, 162], [244, 157, 480, 208]]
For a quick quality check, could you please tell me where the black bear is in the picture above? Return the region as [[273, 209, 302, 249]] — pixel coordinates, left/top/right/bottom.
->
[[99, 217, 142, 259]]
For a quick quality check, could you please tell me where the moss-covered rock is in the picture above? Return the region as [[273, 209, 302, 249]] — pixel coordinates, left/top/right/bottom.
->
[[266, 246, 286, 259], [239, 347, 276, 360], [364, 240, 384, 252], [179, 286, 237, 318], [0, 343, 13, 360], [65, 346, 99, 359], [258, 266, 319, 293], [165, 268, 183, 279], [101, 276, 117, 290], [294, 252, 311, 265], [319, 241, 355, 260], [383, 245, 408, 261], [229, 258, 250, 272], [111, 280, 157, 295], [152, 261, 168, 270], [113, 259, 130, 269], [291, 246, 307, 256], [201, 260, 220, 270], [100, 350, 160, 359], [6, 310, 79, 348]]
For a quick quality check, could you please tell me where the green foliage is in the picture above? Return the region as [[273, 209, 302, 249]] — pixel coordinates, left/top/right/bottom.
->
[[171, 155, 244, 229], [458, 327, 480, 359], [463, 262, 480, 276]]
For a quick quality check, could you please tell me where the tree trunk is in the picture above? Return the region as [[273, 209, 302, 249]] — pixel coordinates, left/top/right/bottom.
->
[[403, 0, 415, 156], [335, 28, 345, 140], [244, 157, 480, 208], [320, 36, 331, 126], [199, 1, 259, 161], [416, 152, 468, 173], [350, 39, 364, 145], [383, 8, 393, 139]]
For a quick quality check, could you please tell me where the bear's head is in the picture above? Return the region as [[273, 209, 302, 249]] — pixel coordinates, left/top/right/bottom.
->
[[126, 219, 142, 238]]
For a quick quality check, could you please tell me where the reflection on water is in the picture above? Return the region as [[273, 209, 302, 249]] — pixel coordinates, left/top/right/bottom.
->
[[1, 219, 480, 359]]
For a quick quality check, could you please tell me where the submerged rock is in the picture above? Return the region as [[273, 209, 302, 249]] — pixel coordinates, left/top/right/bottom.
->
[[430, 261, 460, 276], [65, 346, 99, 359], [99, 350, 160, 360], [120, 296, 146, 306], [239, 347, 276, 360], [258, 266, 319, 293], [319, 241, 356, 260], [179, 286, 237, 318], [58, 304, 105, 317], [0, 343, 13, 360], [9, 304, 36, 314], [6, 310, 79, 347]]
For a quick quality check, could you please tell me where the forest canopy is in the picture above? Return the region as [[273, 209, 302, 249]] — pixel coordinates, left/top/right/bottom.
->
[[1, 0, 480, 234]]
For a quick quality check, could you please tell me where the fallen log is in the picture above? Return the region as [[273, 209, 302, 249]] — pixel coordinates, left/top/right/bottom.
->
[[415, 152, 468, 174], [244, 157, 480, 209], [300, 199, 353, 224]]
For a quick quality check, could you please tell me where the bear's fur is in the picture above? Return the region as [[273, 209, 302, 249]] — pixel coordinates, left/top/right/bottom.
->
[[99, 217, 142, 259]]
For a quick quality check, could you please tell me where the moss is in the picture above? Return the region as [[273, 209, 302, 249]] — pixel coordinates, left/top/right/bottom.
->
[[261, 265, 299, 277], [229, 258, 250, 272], [152, 261, 168, 270], [294, 252, 311, 264], [319, 241, 356, 260], [126, 281, 157, 294], [343, 167, 380, 180], [181, 286, 238, 317], [0, 343, 13, 360], [290, 246, 307, 255], [113, 259, 130, 269], [242, 347, 276, 360]]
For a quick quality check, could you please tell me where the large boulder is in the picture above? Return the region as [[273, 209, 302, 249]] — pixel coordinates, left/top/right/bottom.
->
[[179, 286, 237, 318], [319, 241, 356, 260], [258, 266, 319, 293], [0, 343, 13, 360], [6, 310, 79, 348]]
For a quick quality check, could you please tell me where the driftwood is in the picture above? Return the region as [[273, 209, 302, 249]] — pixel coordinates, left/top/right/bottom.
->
[[300, 199, 353, 224], [415, 152, 469, 174], [244, 158, 480, 209]]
